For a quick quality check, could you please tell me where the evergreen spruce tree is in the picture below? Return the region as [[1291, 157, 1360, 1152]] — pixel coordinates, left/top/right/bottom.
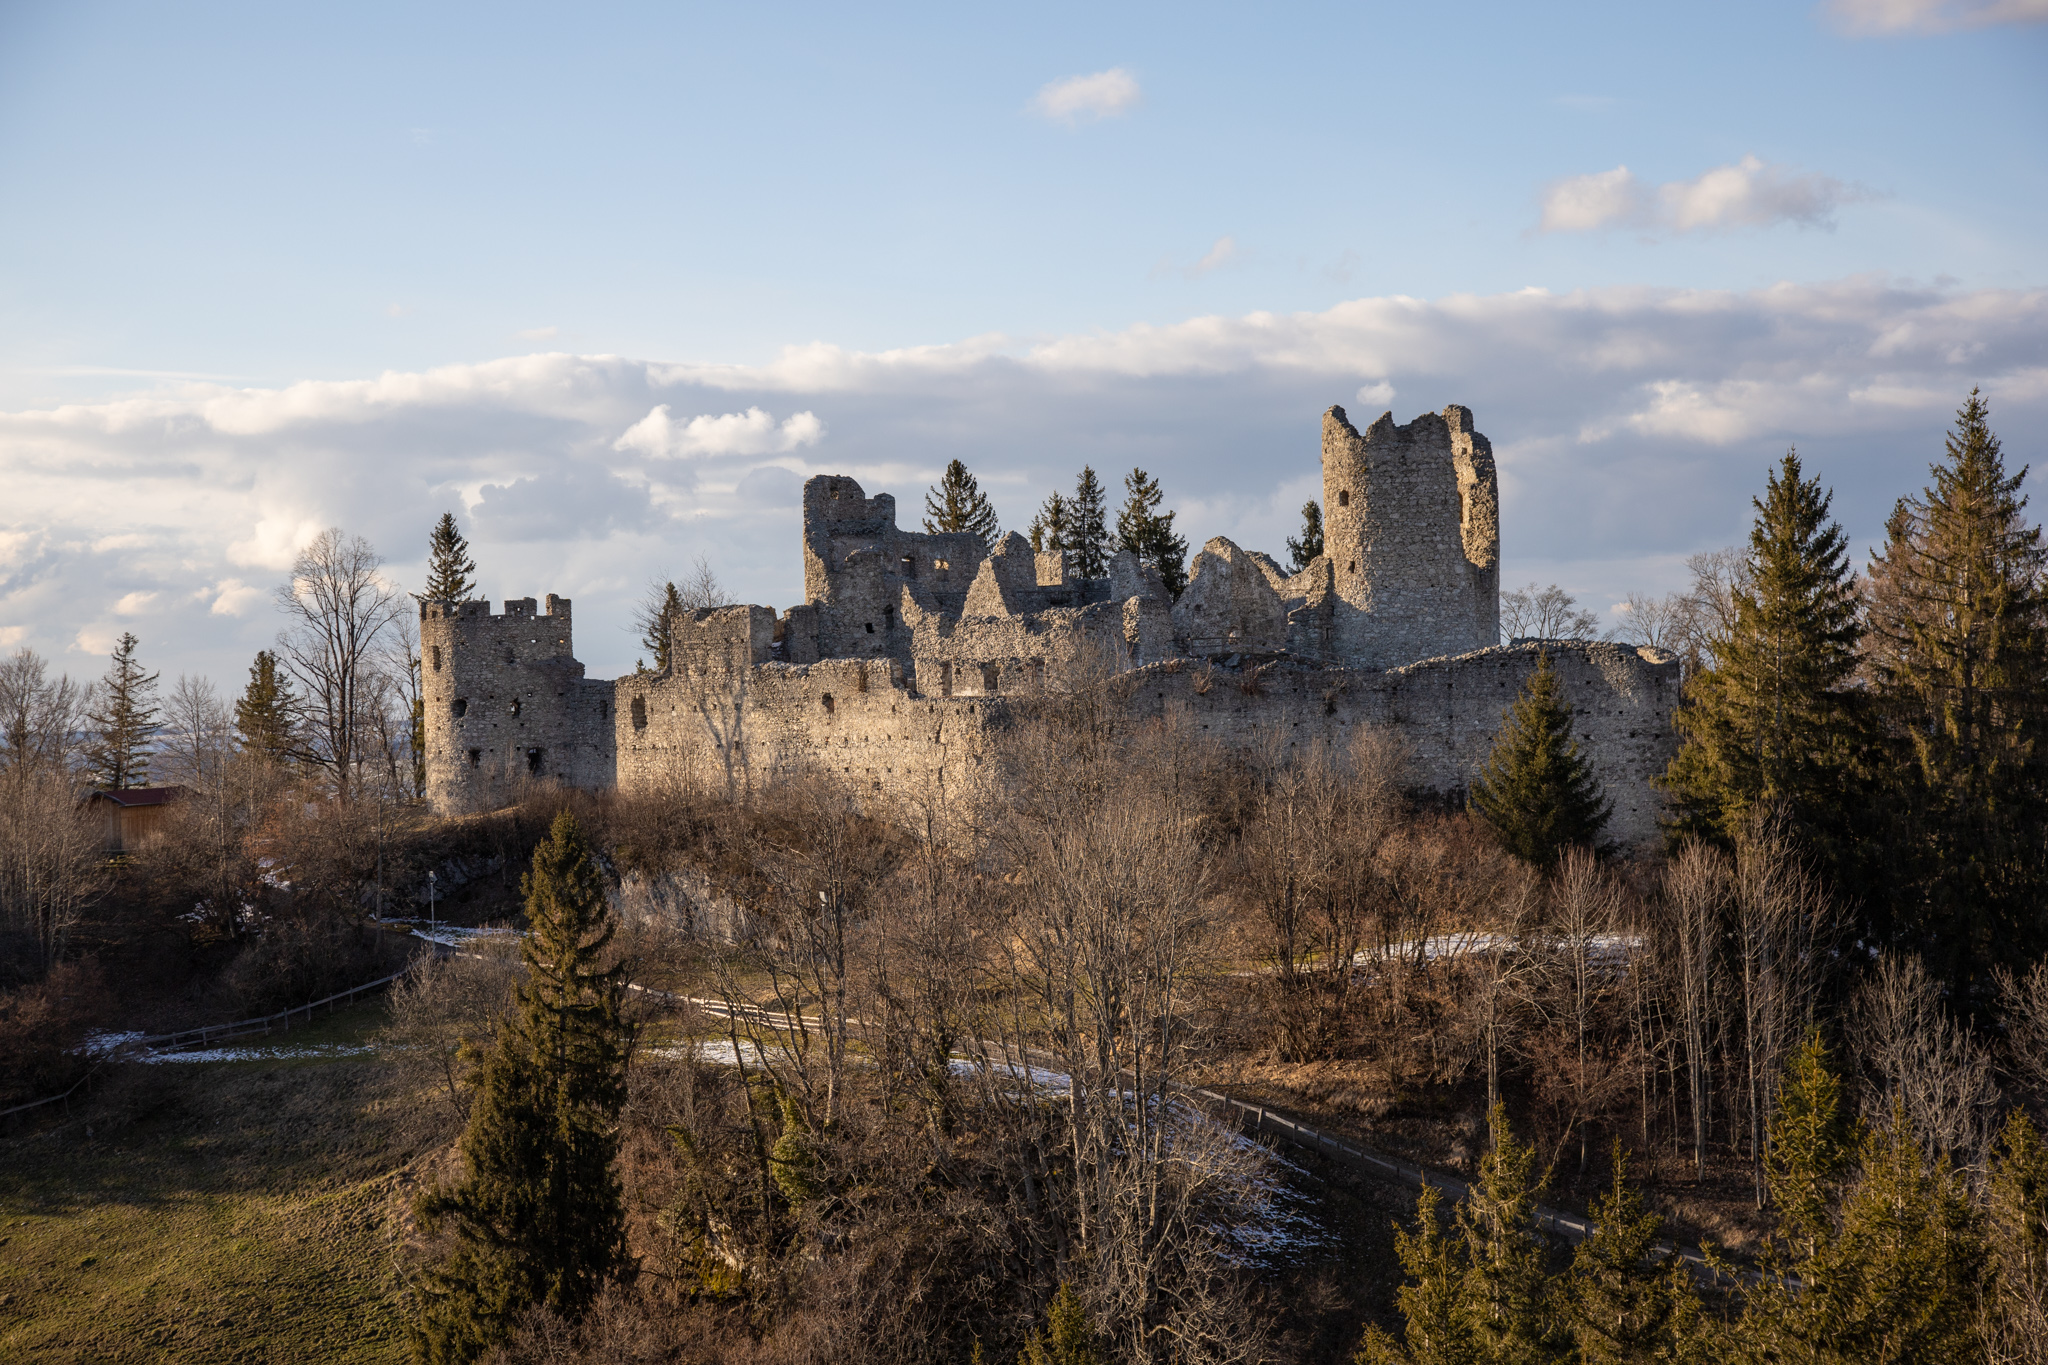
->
[[1068, 467, 1111, 580], [423, 512, 479, 603], [1454, 1104, 1567, 1365], [1662, 450, 1865, 870], [1865, 390, 2048, 997], [1286, 500, 1324, 573], [639, 581, 685, 673], [1764, 1030, 1858, 1261], [411, 810, 629, 1364], [234, 649, 299, 764], [922, 459, 1001, 549], [1354, 1182, 1479, 1365], [1019, 1281, 1099, 1365], [1985, 1111, 2048, 1355], [81, 631, 161, 790], [1747, 1104, 1987, 1364], [1470, 653, 1612, 870], [1115, 467, 1189, 598], [1028, 490, 1070, 554], [1565, 1147, 1703, 1364]]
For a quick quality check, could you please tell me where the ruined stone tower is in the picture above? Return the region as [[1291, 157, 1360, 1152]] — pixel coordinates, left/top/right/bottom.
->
[[1320, 404, 1500, 668], [420, 594, 611, 813]]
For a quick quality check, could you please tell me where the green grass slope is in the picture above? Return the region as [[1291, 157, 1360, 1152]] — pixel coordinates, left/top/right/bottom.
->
[[0, 1002, 442, 1365]]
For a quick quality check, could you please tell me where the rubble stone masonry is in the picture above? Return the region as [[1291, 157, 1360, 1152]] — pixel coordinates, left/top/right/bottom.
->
[[424, 405, 1677, 846]]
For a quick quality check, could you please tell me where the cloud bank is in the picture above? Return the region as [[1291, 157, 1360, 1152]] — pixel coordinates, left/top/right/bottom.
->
[[1825, 0, 2048, 33], [1541, 156, 1864, 234], [3, 278, 2042, 686]]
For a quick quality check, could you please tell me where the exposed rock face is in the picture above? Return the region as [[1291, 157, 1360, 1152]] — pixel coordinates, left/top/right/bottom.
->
[[424, 405, 1675, 846]]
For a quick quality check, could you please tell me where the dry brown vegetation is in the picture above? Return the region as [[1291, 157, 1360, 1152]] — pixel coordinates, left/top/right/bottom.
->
[[11, 677, 2048, 1362]]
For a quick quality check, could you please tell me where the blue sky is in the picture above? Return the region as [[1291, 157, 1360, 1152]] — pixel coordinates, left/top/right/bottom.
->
[[2, 0, 2045, 683]]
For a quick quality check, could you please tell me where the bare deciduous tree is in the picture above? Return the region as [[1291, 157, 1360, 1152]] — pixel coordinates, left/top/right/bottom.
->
[[157, 674, 234, 789], [1662, 840, 1730, 1179], [1501, 582, 1599, 641], [273, 528, 403, 801], [1729, 814, 1834, 1207], [1855, 952, 2001, 1170]]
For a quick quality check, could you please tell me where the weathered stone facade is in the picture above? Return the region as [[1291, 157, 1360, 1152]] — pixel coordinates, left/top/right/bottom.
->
[[423, 405, 1678, 845]]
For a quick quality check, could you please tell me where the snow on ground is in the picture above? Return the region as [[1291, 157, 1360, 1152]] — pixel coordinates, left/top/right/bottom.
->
[[132, 1043, 379, 1064], [372, 919, 523, 949]]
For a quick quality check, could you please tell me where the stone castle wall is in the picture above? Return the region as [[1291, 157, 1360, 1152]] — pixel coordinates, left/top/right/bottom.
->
[[423, 403, 1677, 845]]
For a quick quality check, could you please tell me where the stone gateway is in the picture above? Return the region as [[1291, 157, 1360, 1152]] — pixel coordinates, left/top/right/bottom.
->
[[422, 405, 1679, 845]]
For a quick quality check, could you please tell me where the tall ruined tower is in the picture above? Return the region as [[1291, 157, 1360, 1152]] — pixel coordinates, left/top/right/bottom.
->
[[419, 595, 611, 813], [1320, 404, 1500, 668]]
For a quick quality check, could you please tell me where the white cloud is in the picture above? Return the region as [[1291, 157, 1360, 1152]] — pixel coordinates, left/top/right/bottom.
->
[[2, 277, 2043, 687], [1541, 167, 1643, 233], [1030, 68, 1141, 124], [614, 405, 826, 458], [112, 591, 159, 615], [1825, 0, 2048, 33], [1540, 156, 1863, 234], [209, 578, 264, 616]]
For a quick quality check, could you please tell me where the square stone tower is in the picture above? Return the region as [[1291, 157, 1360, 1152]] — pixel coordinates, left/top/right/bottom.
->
[[1320, 404, 1500, 667]]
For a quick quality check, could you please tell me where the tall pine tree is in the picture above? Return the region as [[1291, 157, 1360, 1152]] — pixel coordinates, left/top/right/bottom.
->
[[411, 810, 629, 1363], [234, 649, 298, 763], [637, 580, 685, 673], [1470, 652, 1611, 870], [1565, 1147, 1703, 1364], [1115, 467, 1189, 598], [922, 459, 1001, 549], [1864, 391, 2048, 998], [1028, 490, 1070, 554], [1663, 450, 1865, 874], [82, 631, 160, 790], [1285, 500, 1323, 573], [423, 512, 479, 603], [1069, 466, 1111, 579]]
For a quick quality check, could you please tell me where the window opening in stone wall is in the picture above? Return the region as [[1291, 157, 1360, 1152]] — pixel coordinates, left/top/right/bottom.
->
[[1348, 561, 1357, 574], [883, 605, 894, 631], [467, 749, 481, 768], [631, 696, 647, 730], [430, 645, 442, 671], [452, 698, 468, 718], [599, 700, 608, 721], [939, 661, 953, 698], [981, 662, 999, 693], [935, 559, 949, 572], [900, 555, 917, 579], [1339, 489, 1350, 507], [510, 697, 522, 717], [526, 748, 544, 775], [865, 622, 874, 634], [822, 693, 835, 713]]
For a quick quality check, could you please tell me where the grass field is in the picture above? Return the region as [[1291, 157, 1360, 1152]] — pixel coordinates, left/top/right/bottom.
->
[[0, 1001, 446, 1365]]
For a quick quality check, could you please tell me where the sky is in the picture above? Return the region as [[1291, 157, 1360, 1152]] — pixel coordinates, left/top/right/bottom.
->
[[1, 0, 2045, 685]]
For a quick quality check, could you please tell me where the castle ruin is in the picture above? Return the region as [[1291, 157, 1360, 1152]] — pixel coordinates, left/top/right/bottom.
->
[[422, 405, 1679, 844]]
